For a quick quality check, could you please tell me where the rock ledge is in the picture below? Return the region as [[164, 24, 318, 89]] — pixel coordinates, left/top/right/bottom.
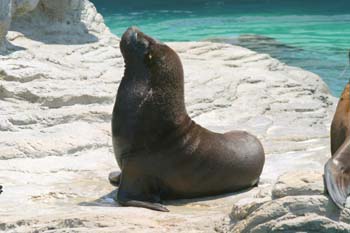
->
[[0, 1, 340, 232]]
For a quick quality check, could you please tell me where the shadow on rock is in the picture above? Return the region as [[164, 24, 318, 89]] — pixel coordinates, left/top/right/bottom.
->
[[0, 41, 26, 55], [79, 189, 120, 207], [165, 186, 256, 207], [79, 186, 256, 210]]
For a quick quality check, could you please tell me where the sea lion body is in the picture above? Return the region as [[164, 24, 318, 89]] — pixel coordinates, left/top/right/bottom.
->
[[111, 27, 265, 211], [331, 84, 350, 155], [325, 83, 350, 208]]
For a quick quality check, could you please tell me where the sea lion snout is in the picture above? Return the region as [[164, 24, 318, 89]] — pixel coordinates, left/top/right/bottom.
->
[[123, 27, 147, 46], [126, 27, 140, 45], [121, 26, 158, 59]]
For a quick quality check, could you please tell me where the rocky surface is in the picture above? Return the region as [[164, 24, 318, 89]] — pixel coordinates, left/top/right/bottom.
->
[[0, 0, 12, 49], [12, 0, 39, 16], [230, 171, 350, 232], [0, 0, 342, 232], [0, 0, 106, 51]]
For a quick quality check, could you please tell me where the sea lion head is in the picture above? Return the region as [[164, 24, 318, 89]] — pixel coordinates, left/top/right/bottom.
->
[[120, 27, 184, 91], [119, 27, 187, 122]]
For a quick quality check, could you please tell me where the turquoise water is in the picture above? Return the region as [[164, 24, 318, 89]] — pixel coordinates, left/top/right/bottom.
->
[[92, 0, 350, 96]]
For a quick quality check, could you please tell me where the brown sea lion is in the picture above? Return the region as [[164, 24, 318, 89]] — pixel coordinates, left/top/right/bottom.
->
[[110, 27, 265, 211], [325, 83, 350, 208], [325, 82, 350, 208]]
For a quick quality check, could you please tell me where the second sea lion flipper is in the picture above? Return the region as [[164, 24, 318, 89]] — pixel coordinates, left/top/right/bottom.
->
[[324, 159, 350, 208], [108, 171, 121, 187]]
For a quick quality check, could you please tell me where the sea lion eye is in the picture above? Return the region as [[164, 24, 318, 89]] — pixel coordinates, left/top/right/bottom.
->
[[145, 52, 153, 65]]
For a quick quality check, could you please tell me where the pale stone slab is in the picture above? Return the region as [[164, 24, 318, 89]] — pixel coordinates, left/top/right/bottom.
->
[[0, 1, 340, 232]]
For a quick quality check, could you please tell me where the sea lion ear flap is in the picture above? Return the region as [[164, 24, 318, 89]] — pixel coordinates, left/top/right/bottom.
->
[[324, 159, 350, 208]]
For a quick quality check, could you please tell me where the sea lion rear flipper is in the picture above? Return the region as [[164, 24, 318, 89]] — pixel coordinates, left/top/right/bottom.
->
[[118, 199, 169, 212], [324, 159, 350, 208], [108, 171, 121, 187]]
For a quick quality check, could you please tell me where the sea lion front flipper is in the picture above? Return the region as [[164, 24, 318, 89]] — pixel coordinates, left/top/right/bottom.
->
[[116, 167, 169, 212], [108, 171, 121, 187], [324, 159, 350, 208]]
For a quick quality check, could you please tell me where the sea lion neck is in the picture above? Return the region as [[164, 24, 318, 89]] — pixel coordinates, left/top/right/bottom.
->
[[114, 27, 191, 152], [120, 27, 188, 122]]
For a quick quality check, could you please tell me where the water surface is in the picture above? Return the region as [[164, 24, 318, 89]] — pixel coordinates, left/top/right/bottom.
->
[[92, 0, 350, 96]]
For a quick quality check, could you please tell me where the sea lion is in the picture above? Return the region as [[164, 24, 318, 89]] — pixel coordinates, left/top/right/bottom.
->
[[0, 185, 2, 194], [325, 82, 350, 208], [110, 26, 265, 211], [325, 81, 350, 208]]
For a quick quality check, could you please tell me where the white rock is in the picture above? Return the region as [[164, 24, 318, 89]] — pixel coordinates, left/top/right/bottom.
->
[[40, 0, 82, 20], [0, 0, 12, 49], [12, 0, 40, 16], [230, 171, 350, 232], [272, 170, 325, 198], [0, 0, 341, 232]]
